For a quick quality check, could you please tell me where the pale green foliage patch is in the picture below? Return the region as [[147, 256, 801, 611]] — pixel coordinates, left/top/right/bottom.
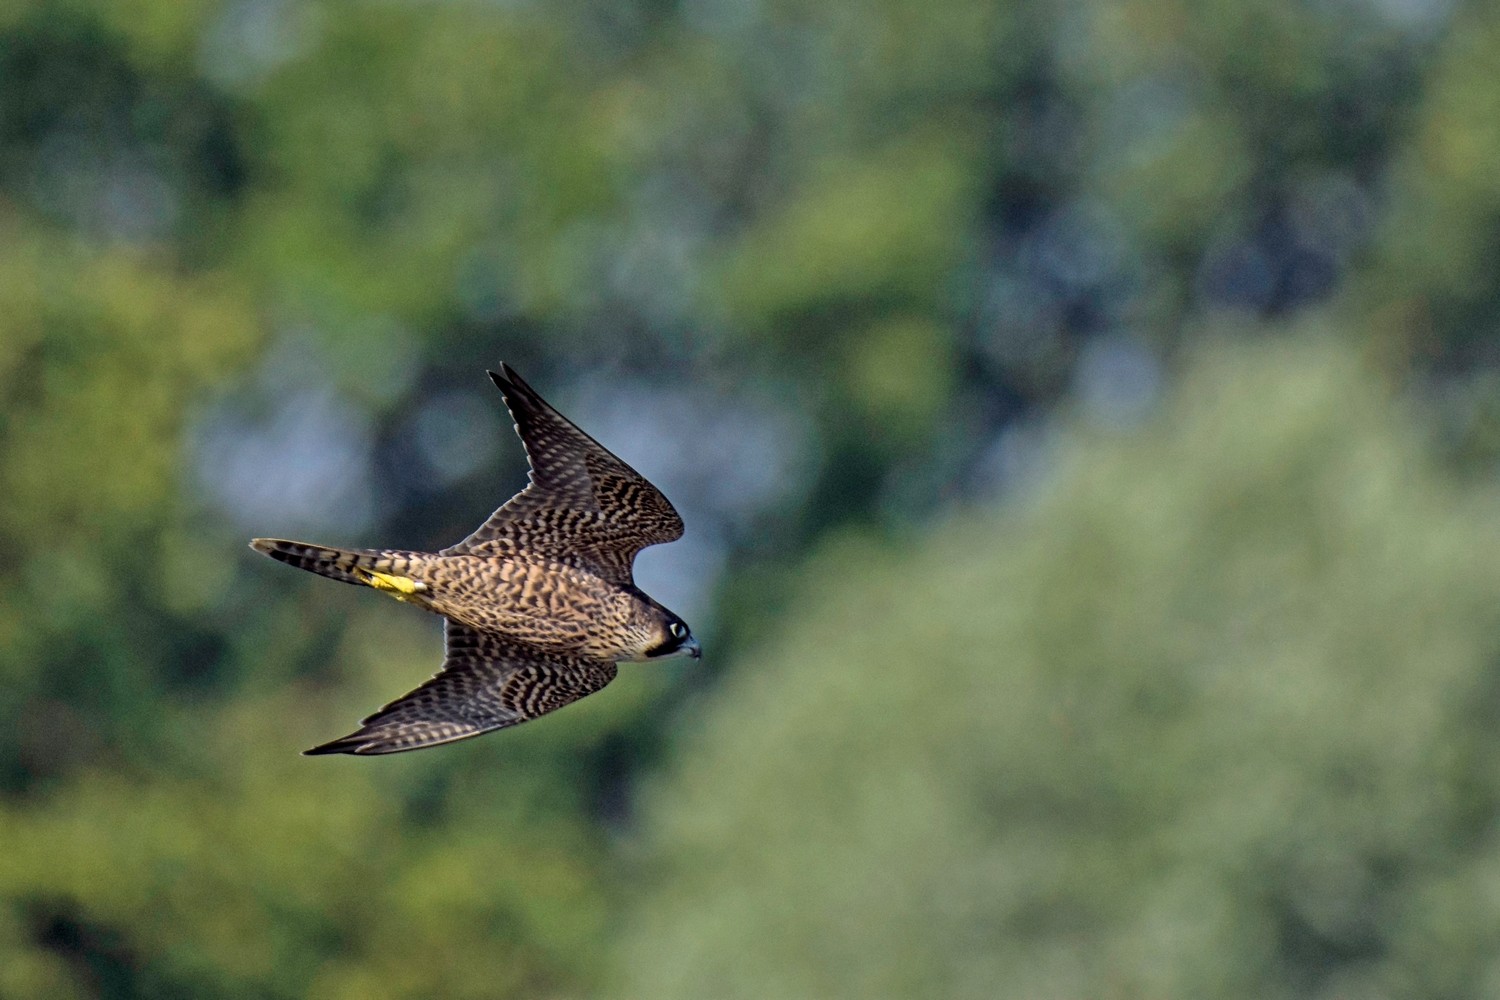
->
[[616, 338, 1500, 1000]]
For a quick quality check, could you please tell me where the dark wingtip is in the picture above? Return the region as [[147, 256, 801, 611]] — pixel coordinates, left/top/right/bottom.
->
[[488, 364, 538, 398], [487, 363, 528, 385], [303, 737, 366, 756], [487, 364, 544, 409]]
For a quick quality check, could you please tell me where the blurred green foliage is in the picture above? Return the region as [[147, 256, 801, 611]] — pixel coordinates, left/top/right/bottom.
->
[[0, 0, 1498, 995], [614, 338, 1500, 999]]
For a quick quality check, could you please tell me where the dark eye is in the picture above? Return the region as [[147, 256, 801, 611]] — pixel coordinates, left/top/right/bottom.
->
[[669, 621, 688, 640]]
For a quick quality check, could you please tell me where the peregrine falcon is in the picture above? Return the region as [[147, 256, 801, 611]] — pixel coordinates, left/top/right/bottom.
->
[[251, 364, 700, 755]]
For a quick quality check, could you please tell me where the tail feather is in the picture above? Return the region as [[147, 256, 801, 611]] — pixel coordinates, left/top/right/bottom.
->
[[249, 538, 416, 588]]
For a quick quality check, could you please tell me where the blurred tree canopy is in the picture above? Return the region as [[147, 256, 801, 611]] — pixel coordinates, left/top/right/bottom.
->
[[0, 0, 1498, 995], [613, 337, 1500, 1000]]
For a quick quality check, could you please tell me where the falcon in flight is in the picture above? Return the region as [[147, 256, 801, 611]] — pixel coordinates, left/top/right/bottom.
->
[[251, 364, 699, 755]]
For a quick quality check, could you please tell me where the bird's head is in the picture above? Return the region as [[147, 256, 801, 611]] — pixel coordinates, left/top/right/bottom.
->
[[646, 613, 701, 661], [606, 587, 701, 663], [614, 598, 700, 663]]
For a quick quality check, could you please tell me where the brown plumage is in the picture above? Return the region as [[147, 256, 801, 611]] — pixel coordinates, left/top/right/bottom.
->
[[251, 364, 700, 755]]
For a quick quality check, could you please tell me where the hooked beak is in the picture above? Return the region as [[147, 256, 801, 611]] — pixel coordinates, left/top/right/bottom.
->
[[659, 636, 701, 660], [646, 634, 701, 662]]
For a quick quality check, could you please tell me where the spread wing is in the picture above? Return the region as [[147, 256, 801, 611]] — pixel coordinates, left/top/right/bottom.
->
[[442, 363, 684, 586], [304, 621, 618, 756]]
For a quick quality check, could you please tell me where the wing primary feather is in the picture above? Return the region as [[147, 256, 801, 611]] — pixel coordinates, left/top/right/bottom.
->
[[303, 623, 618, 756], [441, 365, 685, 577]]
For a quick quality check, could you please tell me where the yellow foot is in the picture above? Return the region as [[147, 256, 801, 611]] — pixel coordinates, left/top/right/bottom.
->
[[355, 569, 431, 606]]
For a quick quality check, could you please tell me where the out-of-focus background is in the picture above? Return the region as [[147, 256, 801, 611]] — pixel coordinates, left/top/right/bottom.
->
[[3, 0, 1500, 996]]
